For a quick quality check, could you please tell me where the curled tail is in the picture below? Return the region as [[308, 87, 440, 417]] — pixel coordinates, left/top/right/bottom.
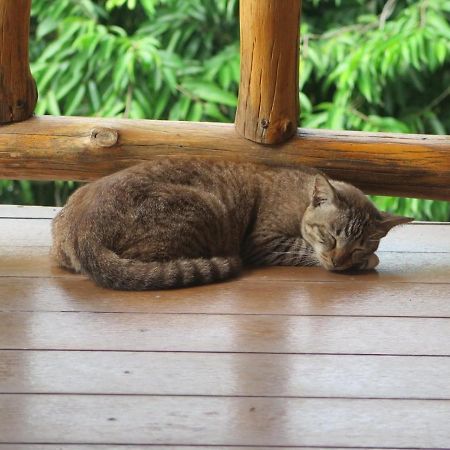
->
[[76, 240, 242, 290]]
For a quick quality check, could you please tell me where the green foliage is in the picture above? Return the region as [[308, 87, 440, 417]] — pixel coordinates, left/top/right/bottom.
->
[[30, 0, 240, 121], [300, 0, 450, 133], [0, 180, 77, 206], [371, 195, 450, 222], [1, 0, 449, 220]]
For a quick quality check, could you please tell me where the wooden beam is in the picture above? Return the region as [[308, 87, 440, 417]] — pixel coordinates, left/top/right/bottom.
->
[[235, 0, 301, 145], [0, 116, 449, 200], [0, 0, 37, 123]]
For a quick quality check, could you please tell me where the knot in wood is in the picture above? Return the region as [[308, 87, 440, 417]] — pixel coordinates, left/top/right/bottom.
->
[[90, 127, 119, 147], [281, 119, 293, 137], [260, 118, 270, 129]]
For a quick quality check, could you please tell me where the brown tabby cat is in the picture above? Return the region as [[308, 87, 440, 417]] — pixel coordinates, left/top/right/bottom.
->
[[52, 159, 412, 290]]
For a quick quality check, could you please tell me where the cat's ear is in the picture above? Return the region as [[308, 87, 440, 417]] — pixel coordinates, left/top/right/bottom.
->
[[312, 175, 336, 207], [373, 212, 414, 238]]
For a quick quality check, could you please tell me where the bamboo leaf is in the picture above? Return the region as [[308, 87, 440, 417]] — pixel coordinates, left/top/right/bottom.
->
[[182, 81, 237, 107]]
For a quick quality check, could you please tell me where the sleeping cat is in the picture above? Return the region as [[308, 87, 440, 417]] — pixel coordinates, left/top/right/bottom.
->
[[51, 159, 412, 290]]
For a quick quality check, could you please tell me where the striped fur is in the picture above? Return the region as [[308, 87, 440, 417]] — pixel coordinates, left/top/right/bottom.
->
[[52, 159, 411, 290]]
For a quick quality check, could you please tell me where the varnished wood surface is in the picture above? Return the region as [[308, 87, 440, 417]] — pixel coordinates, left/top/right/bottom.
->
[[1, 351, 449, 398], [3, 246, 449, 283], [2, 277, 450, 316], [1, 116, 449, 199], [0, 205, 60, 219], [235, 0, 301, 144], [0, 207, 449, 447], [0, 395, 449, 447], [2, 311, 449, 354], [0, 447, 429, 450], [2, 205, 450, 251], [0, 448, 417, 450]]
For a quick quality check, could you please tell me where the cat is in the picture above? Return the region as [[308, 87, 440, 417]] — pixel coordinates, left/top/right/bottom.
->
[[51, 158, 413, 290]]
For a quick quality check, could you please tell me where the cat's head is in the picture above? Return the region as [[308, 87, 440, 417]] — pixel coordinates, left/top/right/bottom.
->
[[301, 175, 413, 271]]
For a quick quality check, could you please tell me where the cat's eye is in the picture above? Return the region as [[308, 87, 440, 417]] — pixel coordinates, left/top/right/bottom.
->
[[330, 236, 336, 247], [319, 233, 336, 248]]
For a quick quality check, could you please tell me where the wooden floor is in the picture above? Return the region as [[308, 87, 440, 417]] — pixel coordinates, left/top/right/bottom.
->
[[0, 205, 449, 449]]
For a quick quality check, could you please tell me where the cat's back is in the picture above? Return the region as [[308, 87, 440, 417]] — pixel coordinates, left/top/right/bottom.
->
[[54, 158, 262, 230], [51, 158, 263, 272], [118, 158, 261, 187]]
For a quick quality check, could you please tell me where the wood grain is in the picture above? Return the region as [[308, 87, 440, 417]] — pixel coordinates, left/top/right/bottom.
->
[[0, 394, 449, 447], [0, 447, 429, 450], [243, 255, 450, 284], [0, 219, 52, 246], [1, 116, 449, 199], [1, 311, 449, 355], [0, 448, 413, 450], [1, 351, 449, 399], [235, 0, 301, 144], [377, 221, 450, 252], [2, 212, 449, 251], [2, 245, 449, 283], [0, 205, 60, 219], [0, 0, 37, 123], [1, 277, 450, 317], [1, 209, 450, 447]]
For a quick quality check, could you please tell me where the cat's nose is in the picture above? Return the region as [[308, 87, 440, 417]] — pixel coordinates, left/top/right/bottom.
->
[[332, 250, 349, 267]]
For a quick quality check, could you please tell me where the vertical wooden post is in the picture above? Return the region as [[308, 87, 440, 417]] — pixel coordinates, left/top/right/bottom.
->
[[0, 0, 37, 124], [235, 0, 301, 145]]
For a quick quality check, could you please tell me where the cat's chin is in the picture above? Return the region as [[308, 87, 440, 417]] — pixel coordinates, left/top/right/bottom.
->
[[363, 253, 380, 270], [326, 265, 354, 272], [319, 260, 351, 272], [319, 258, 377, 272]]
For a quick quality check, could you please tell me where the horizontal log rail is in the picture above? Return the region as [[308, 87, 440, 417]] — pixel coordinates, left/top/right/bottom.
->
[[0, 115, 449, 200]]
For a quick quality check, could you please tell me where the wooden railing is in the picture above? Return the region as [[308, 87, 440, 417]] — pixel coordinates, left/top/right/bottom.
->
[[0, 0, 449, 200], [235, 0, 301, 144], [0, 0, 37, 123]]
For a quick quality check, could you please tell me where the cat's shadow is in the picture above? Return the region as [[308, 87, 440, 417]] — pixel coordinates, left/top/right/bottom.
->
[[331, 267, 380, 277]]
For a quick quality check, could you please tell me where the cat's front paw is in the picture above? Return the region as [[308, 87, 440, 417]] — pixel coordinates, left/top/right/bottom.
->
[[357, 253, 379, 270]]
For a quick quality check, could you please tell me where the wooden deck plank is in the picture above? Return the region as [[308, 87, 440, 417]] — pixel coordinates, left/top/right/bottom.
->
[[2, 213, 450, 252], [0, 447, 421, 450], [0, 447, 427, 450], [0, 395, 449, 447], [379, 221, 450, 252], [1, 245, 450, 283], [0, 205, 60, 219], [2, 447, 440, 450], [243, 253, 450, 283], [1, 277, 450, 317], [1, 206, 449, 448], [0, 447, 429, 450], [1, 219, 52, 246], [1, 210, 449, 284], [1, 351, 449, 399], [1, 312, 449, 355]]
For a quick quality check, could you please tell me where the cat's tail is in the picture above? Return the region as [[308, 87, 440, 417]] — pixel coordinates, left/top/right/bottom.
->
[[76, 240, 242, 290]]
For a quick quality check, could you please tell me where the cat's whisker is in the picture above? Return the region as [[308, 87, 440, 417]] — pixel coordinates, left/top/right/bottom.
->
[[272, 251, 298, 255]]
